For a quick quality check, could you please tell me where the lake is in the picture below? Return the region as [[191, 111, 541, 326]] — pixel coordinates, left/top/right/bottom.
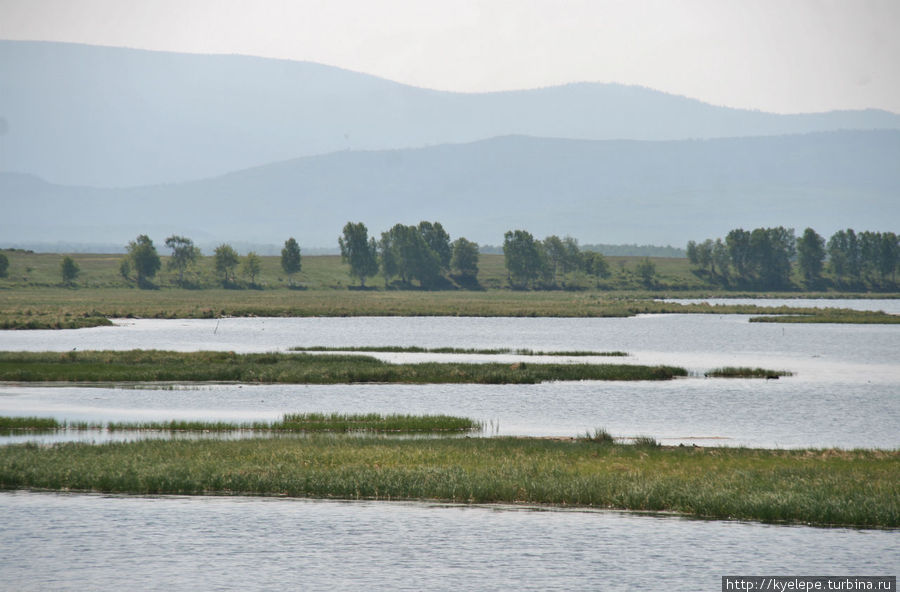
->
[[1, 308, 898, 589], [1, 491, 896, 592]]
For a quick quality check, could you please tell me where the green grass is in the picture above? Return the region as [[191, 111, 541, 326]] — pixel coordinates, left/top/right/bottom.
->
[[0, 416, 62, 430], [704, 367, 794, 378], [0, 350, 687, 383], [749, 311, 900, 324], [0, 437, 895, 528], [292, 345, 629, 356]]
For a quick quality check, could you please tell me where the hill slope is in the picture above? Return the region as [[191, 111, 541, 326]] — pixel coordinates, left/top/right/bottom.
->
[[2, 40, 899, 187], [3, 131, 898, 249]]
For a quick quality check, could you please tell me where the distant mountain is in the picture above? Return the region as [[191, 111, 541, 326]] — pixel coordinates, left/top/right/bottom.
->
[[3, 131, 898, 249], [2, 40, 899, 187]]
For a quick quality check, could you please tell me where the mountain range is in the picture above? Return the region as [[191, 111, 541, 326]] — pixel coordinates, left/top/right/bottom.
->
[[1, 41, 898, 250]]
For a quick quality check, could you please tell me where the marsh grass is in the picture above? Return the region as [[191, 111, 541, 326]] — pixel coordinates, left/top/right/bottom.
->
[[1, 437, 895, 528], [0, 351, 686, 383], [0, 416, 61, 430], [580, 428, 615, 444], [749, 311, 900, 324], [1, 414, 482, 433], [704, 367, 794, 378], [292, 346, 629, 356]]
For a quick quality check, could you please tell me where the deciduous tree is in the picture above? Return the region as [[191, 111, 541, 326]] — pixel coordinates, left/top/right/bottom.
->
[[338, 222, 379, 288], [126, 234, 161, 288], [280, 238, 302, 286]]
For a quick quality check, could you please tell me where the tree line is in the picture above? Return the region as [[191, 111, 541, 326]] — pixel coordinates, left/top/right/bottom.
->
[[118, 234, 303, 289], [501, 230, 615, 289], [687, 227, 899, 289], [338, 221, 479, 289]]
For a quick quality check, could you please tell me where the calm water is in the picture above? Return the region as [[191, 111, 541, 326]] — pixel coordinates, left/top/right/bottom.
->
[[1, 313, 898, 448], [1, 310, 898, 589], [1, 492, 896, 592]]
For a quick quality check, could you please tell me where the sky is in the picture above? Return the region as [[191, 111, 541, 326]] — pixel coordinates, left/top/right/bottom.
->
[[1, 0, 899, 114]]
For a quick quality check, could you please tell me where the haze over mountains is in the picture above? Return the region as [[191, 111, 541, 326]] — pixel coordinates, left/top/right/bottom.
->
[[2, 41, 898, 251]]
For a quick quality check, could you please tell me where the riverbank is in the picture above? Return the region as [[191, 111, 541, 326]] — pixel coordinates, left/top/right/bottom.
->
[[1, 437, 895, 528]]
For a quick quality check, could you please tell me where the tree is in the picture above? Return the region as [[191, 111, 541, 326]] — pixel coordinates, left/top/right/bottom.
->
[[726, 229, 752, 281], [450, 237, 479, 280], [60, 256, 80, 285], [126, 234, 161, 288], [635, 257, 656, 288], [165, 235, 200, 284], [118, 258, 131, 281], [503, 229, 544, 289], [827, 229, 861, 284], [281, 238, 302, 286], [0, 253, 8, 278], [876, 232, 899, 283], [796, 227, 826, 286], [418, 221, 452, 272], [379, 223, 441, 288], [338, 222, 379, 288], [748, 226, 795, 288], [214, 244, 240, 285], [581, 250, 610, 286], [242, 251, 262, 286]]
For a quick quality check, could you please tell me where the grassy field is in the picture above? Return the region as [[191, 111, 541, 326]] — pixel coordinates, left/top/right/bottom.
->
[[2, 251, 898, 328], [0, 437, 895, 528], [0, 350, 687, 383]]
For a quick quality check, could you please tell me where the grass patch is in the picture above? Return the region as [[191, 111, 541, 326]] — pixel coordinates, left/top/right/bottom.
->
[[750, 311, 900, 324], [0, 437, 895, 528], [704, 367, 794, 379], [292, 346, 628, 356], [0, 416, 62, 430], [0, 350, 686, 383]]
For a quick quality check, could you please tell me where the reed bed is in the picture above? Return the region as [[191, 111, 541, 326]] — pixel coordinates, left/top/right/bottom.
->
[[0, 437, 895, 528], [0, 414, 482, 433], [704, 367, 794, 378], [292, 346, 628, 356], [749, 311, 900, 324], [0, 351, 686, 383]]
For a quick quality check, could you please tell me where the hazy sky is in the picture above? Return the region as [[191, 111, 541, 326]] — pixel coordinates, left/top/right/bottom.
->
[[2, 0, 898, 114]]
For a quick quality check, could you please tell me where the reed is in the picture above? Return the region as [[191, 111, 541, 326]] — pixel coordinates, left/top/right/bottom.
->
[[0, 416, 61, 430], [0, 351, 687, 383], [292, 346, 628, 356], [0, 437, 895, 528], [704, 367, 794, 378], [749, 311, 900, 324], [0, 414, 482, 433]]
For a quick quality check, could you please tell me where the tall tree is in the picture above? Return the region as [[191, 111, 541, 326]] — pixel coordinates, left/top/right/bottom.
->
[[164, 235, 200, 284], [796, 227, 826, 286], [214, 244, 240, 285], [635, 257, 656, 288], [60, 256, 80, 285], [581, 250, 610, 286], [242, 251, 262, 286], [748, 226, 795, 288], [726, 228, 752, 282], [126, 234, 161, 288], [876, 232, 899, 283], [503, 229, 544, 289], [417, 221, 452, 272], [338, 222, 379, 288], [379, 223, 441, 288], [450, 237, 480, 280], [827, 229, 861, 284], [280, 237, 302, 286]]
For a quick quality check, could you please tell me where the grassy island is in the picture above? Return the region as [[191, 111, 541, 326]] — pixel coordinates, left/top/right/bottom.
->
[[0, 437, 895, 528], [0, 350, 687, 384]]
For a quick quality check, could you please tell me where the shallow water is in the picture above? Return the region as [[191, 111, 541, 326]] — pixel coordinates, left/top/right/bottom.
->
[[1, 313, 898, 448], [1, 492, 896, 592]]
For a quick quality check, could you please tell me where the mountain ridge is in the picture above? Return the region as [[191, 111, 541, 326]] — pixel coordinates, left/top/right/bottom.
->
[[3, 40, 899, 187], [4, 131, 897, 250]]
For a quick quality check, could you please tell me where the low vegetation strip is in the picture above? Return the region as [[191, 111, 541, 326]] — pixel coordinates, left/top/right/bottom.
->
[[704, 367, 793, 378], [0, 351, 686, 383], [749, 311, 900, 324], [292, 346, 629, 356], [0, 438, 895, 528], [0, 413, 481, 433]]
